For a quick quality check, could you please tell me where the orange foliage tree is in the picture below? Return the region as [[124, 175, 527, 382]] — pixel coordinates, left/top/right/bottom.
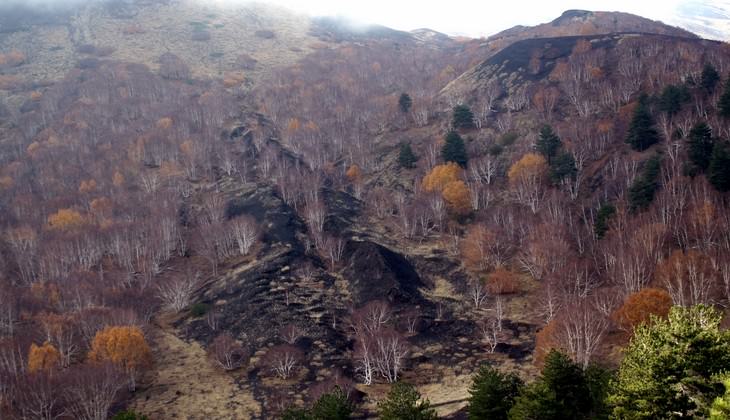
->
[[611, 287, 672, 332], [47, 208, 87, 231], [89, 326, 152, 390], [422, 162, 462, 192], [488, 267, 520, 295], [422, 163, 471, 215], [442, 180, 471, 216], [27, 342, 60, 373]]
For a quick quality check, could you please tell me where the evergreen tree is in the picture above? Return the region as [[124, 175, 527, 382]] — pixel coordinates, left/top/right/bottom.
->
[[442, 131, 468, 167], [709, 141, 730, 192], [658, 84, 690, 117], [628, 155, 661, 212], [711, 376, 730, 420], [594, 204, 616, 239], [452, 104, 476, 129], [508, 350, 592, 420], [281, 387, 352, 420], [626, 95, 660, 151], [378, 382, 437, 420], [701, 63, 720, 93], [550, 151, 577, 183], [310, 387, 353, 420], [536, 125, 562, 162], [468, 365, 523, 420], [398, 142, 418, 169], [718, 75, 730, 118], [687, 122, 714, 172], [112, 412, 149, 420], [399, 93, 412, 114], [608, 305, 730, 419]]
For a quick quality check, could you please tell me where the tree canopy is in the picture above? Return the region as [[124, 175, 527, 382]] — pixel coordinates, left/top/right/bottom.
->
[[626, 95, 660, 151], [608, 305, 730, 419]]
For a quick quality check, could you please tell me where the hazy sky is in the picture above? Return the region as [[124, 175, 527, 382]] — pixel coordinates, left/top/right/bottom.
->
[[254, 0, 683, 36]]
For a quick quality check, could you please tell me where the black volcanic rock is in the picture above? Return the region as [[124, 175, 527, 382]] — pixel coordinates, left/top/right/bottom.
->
[[343, 240, 423, 306]]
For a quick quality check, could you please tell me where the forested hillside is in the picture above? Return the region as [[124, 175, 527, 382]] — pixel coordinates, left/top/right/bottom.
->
[[1, 1, 730, 419]]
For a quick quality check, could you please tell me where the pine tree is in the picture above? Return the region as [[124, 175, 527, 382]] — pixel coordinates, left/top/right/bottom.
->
[[549, 152, 577, 183], [687, 122, 714, 172], [468, 365, 523, 420], [378, 382, 437, 420], [701, 63, 720, 93], [452, 104, 475, 129], [398, 142, 418, 169], [536, 125, 562, 162], [626, 95, 660, 151], [310, 387, 353, 420], [594, 204, 616, 239], [442, 131, 468, 167], [709, 141, 730, 192], [719, 75, 730, 118], [658, 84, 690, 117], [608, 305, 730, 418], [628, 155, 662, 212], [508, 350, 592, 420], [398, 93, 412, 114]]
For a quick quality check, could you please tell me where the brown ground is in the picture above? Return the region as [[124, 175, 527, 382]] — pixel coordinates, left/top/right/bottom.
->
[[128, 315, 261, 420]]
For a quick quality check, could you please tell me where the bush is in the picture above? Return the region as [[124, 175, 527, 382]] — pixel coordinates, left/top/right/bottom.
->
[[190, 303, 210, 317], [112, 411, 149, 420]]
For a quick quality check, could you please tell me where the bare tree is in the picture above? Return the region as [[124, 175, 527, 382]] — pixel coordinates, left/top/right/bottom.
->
[[279, 324, 305, 345], [262, 344, 303, 379], [64, 363, 125, 420], [157, 270, 199, 312], [229, 215, 259, 256], [208, 333, 248, 371], [373, 328, 409, 383]]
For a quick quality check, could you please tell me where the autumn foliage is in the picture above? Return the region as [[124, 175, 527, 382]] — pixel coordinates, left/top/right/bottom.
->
[[89, 326, 151, 387], [487, 267, 520, 295], [612, 288, 672, 332], [47, 208, 87, 231], [422, 163, 471, 215], [27, 342, 61, 373]]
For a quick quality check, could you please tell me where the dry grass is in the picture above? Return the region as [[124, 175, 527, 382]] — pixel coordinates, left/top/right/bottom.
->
[[128, 316, 260, 419]]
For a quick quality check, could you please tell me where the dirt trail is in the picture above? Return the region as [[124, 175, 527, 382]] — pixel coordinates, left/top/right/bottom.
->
[[129, 318, 260, 419]]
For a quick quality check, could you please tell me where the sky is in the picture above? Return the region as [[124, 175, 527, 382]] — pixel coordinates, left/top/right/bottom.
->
[[253, 0, 684, 37]]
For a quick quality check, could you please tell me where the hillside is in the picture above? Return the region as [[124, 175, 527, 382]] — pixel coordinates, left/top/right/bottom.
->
[[2, 2, 730, 419]]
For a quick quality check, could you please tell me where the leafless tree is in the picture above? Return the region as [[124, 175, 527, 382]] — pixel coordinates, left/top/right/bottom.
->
[[63, 363, 125, 420], [262, 344, 303, 379], [157, 270, 199, 312], [229, 215, 259, 256], [279, 324, 305, 345], [208, 333, 248, 371]]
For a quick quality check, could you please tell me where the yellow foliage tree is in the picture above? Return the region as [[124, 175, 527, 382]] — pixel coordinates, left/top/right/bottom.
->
[[47, 208, 86, 231], [0, 175, 13, 189], [28, 342, 60, 373], [422, 162, 462, 193], [508, 153, 548, 184], [89, 326, 152, 389], [442, 180, 471, 216]]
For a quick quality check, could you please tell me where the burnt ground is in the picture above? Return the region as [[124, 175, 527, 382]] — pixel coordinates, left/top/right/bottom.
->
[[142, 177, 539, 418]]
